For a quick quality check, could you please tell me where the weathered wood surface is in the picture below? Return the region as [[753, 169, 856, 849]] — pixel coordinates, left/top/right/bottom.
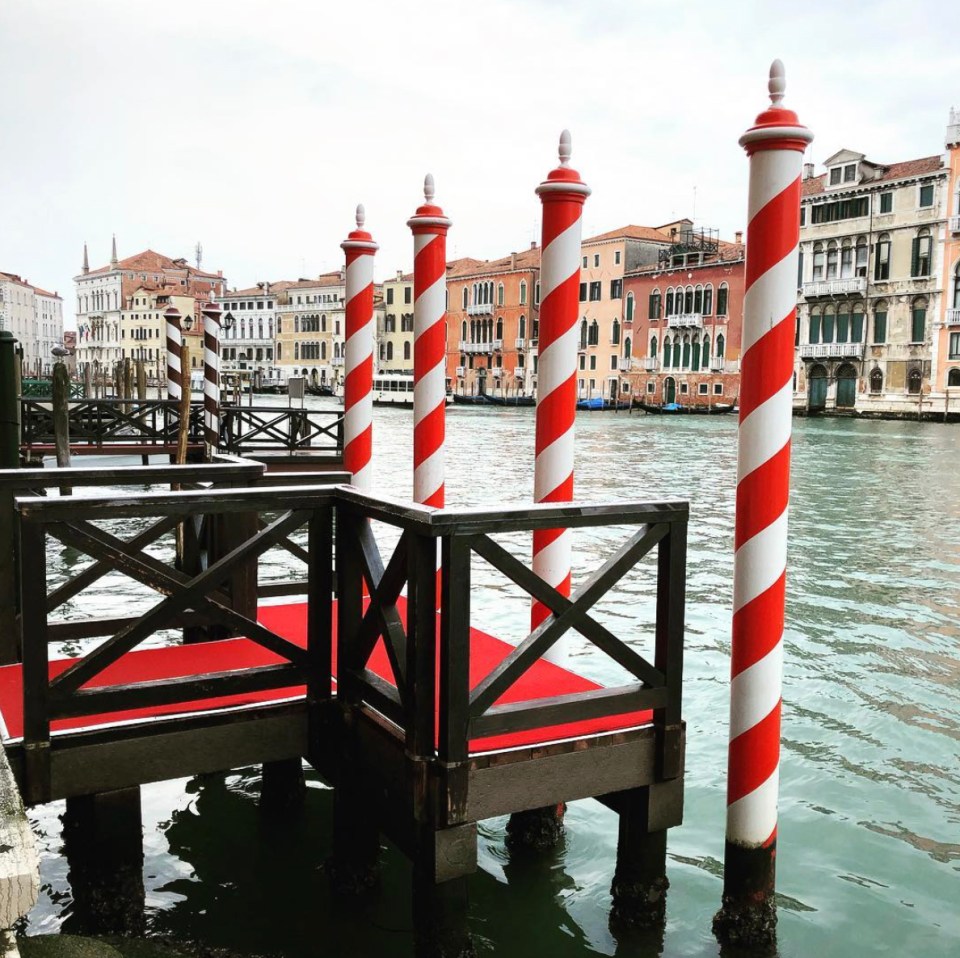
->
[[0, 739, 39, 928]]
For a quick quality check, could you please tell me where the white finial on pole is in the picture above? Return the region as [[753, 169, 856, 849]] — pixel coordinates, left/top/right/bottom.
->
[[424, 173, 435, 203], [768, 59, 786, 106], [559, 129, 572, 167], [356, 204, 365, 229]]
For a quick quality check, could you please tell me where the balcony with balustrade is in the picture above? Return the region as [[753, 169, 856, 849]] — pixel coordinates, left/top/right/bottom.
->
[[514, 337, 526, 349], [641, 357, 658, 371], [467, 303, 493, 316], [949, 214, 960, 234], [620, 358, 633, 372], [667, 314, 703, 329], [462, 341, 494, 354], [798, 342, 866, 360], [802, 277, 867, 298], [455, 366, 465, 377], [946, 308, 960, 326]]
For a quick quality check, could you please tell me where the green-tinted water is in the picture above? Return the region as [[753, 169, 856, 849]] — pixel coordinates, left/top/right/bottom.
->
[[25, 406, 960, 956]]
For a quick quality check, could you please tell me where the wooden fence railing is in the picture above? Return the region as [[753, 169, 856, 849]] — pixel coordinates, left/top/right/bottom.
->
[[220, 405, 343, 455]]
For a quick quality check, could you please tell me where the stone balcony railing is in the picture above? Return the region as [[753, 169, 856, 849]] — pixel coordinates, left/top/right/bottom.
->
[[455, 366, 465, 376], [802, 277, 867, 298], [950, 214, 960, 233], [798, 342, 866, 360], [466, 303, 493, 316], [641, 357, 658, 371], [667, 313, 703, 329], [514, 337, 526, 349], [461, 341, 493, 354], [945, 308, 960, 326], [620, 358, 633, 372]]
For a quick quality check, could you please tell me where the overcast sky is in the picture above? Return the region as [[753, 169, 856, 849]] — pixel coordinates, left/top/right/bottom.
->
[[2, 0, 959, 329]]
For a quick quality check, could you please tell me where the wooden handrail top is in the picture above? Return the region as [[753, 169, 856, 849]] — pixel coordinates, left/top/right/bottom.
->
[[0, 457, 266, 491]]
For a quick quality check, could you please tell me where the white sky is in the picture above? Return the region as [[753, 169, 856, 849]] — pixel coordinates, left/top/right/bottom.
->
[[2, 0, 958, 330]]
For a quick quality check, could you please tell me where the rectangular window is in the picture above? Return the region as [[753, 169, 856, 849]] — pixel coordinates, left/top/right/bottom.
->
[[809, 313, 821, 344], [535, 282, 540, 305], [579, 282, 587, 302], [589, 281, 601, 301], [647, 382, 656, 393], [386, 288, 394, 305], [811, 197, 869, 223], [800, 207, 806, 226], [949, 331, 960, 359], [919, 184, 934, 208], [610, 279, 622, 299], [851, 312, 864, 342], [582, 256, 587, 269], [911, 235, 932, 277], [404, 287, 412, 304], [589, 355, 596, 370], [798, 250, 804, 287], [680, 382, 689, 394], [594, 254, 600, 267], [610, 355, 618, 370], [830, 167, 842, 185], [843, 164, 857, 182], [713, 383, 723, 395], [879, 192, 893, 214], [813, 250, 825, 280], [698, 383, 708, 394], [874, 240, 891, 280], [615, 250, 621, 265], [579, 354, 585, 370], [840, 247, 854, 278], [717, 286, 728, 316], [911, 307, 926, 343], [836, 311, 849, 343], [855, 244, 868, 277]]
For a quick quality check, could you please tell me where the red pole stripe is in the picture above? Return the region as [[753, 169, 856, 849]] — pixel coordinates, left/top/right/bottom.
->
[[727, 700, 782, 805], [731, 573, 787, 676]]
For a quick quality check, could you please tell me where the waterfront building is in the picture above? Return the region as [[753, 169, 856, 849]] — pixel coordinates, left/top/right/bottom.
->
[[622, 229, 745, 406], [76, 241, 225, 373], [794, 148, 948, 416], [379, 270, 414, 373], [577, 225, 677, 402], [218, 282, 291, 387], [275, 271, 348, 388], [445, 250, 539, 398], [935, 109, 960, 412], [0, 271, 64, 374], [123, 283, 208, 377]]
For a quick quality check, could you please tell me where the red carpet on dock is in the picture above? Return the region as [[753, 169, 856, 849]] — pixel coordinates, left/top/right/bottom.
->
[[0, 601, 651, 753]]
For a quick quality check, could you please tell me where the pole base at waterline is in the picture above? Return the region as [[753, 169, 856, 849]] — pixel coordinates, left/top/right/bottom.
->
[[413, 873, 477, 958], [712, 839, 778, 948], [259, 757, 306, 812], [505, 804, 566, 852]]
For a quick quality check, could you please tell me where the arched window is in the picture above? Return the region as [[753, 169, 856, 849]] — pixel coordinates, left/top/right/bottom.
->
[[684, 287, 694, 314], [519, 281, 527, 306], [649, 336, 657, 360], [682, 335, 691, 369], [717, 333, 725, 359], [691, 336, 701, 371], [949, 368, 960, 387], [870, 368, 883, 393], [644, 290, 656, 320], [321, 341, 327, 360], [461, 320, 467, 341], [808, 308, 821, 344], [580, 318, 587, 349], [911, 297, 927, 342], [812, 242, 824, 281], [875, 233, 891, 280], [822, 305, 836, 344], [826, 241, 839, 280], [404, 341, 411, 361], [908, 367, 922, 394], [855, 236, 869, 277], [496, 317, 503, 340], [519, 315, 526, 340], [294, 316, 300, 333], [662, 335, 670, 366], [612, 319, 620, 345], [589, 320, 600, 345], [953, 263, 960, 307], [703, 284, 713, 315], [386, 341, 394, 361], [624, 336, 632, 358], [462, 287, 468, 309], [294, 342, 300, 359], [912, 228, 933, 277], [694, 285, 703, 314], [497, 283, 504, 306], [665, 288, 675, 316], [717, 283, 729, 316], [851, 303, 865, 343], [840, 238, 854, 279], [702, 334, 710, 366]]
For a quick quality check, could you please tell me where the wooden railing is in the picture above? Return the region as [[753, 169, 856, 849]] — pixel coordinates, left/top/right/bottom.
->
[[20, 379, 84, 400], [14, 485, 336, 803], [333, 489, 687, 795], [19, 399, 345, 457]]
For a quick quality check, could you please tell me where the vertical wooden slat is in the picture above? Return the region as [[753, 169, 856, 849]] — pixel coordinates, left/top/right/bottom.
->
[[654, 519, 686, 780], [19, 519, 50, 803], [308, 505, 333, 703], [405, 530, 437, 757], [335, 506, 364, 705], [438, 535, 471, 767]]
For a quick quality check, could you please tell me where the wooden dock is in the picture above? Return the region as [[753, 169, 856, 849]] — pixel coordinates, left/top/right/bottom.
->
[[0, 458, 687, 956]]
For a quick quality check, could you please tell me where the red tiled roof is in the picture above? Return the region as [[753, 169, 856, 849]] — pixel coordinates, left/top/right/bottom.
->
[[87, 249, 222, 279], [222, 281, 298, 298], [0, 272, 30, 286], [32, 287, 60, 299], [802, 155, 944, 196], [445, 248, 540, 279], [582, 225, 674, 245]]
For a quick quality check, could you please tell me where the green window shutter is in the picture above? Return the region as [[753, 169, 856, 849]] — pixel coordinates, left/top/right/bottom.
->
[[912, 308, 926, 343], [808, 313, 818, 344], [837, 312, 849, 343], [873, 312, 887, 344], [851, 313, 864, 342], [911, 238, 920, 277]]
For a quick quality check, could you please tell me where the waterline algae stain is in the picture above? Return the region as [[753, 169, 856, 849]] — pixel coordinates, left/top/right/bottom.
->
[[23, 403, 960, 956]]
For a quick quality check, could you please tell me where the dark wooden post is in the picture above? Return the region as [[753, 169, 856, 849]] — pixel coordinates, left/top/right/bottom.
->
[[20, 520, 50, 803], [62, 787, 146, 936], [0, 333, 20, 663], [328, 506, 381, 893], [52, 362, 72, 495]]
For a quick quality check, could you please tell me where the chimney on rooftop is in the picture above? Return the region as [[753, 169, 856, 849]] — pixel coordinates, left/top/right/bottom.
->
[[510, 252, 517, 269], [530, 241, 536, 250], [396, 270, 402, 282], [802, 162, 815, 180], [82, 242, 89, 275], [735, 231, 743, 244]]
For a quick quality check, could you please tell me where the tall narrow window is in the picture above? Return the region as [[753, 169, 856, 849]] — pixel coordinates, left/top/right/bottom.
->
[[703, 284, 713, 314], [665, 289, 674, 316], [611, 319, 620, 345], [836, 308, 849, 343], [519, 315, 526, 340], [840, 243, 854, 279], [716, 333, 725, 359], [875, 235, 891, 280], [624, 336, 631, 358], [650, 336, 658, 360], [717, 284, 729, 316], [855, 238, 868, 277], [580, 319, 587, 349], [911, 300, 927, 342], [813, 245, 825, 281], [911, 229, 932, 277], [497, 283, 504, 306], [826, 244, 839, 279], [519, 281, 527, 305], [462, 287, 468, 309], [495, 317, 503, 340], [694, 286, 703, 313], [919, 184, 934, 208], [851, 305, 865, 343], [879, 192, 893, 214], [873, 308, 887, 344], [809, 310, 821, 344], [822, 307, 836, 343]]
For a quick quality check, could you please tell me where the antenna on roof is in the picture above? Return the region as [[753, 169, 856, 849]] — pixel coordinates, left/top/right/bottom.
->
[[195, 241, 203, 269]]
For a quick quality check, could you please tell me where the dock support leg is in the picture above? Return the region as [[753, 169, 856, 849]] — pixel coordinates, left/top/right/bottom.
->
[[412, 825, 477, 958], [61, 787, 145, 936], [327, 773, 380, 895], [609, 787, 669, 929], [505, 803, 565, 852], [260, 757, 306, 812]]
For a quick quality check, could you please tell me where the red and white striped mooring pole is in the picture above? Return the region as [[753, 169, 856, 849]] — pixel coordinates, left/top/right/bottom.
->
[[341, 204, 378, 492], [201, 301, 223, 450], [165, 305, 182, 401], [408, 175, 451, 509], [532, 131, 590, 634], [714, 60, 812, 946]]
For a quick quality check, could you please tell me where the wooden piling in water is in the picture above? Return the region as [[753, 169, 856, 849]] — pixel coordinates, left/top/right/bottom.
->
[[52, 362, 72, 495]]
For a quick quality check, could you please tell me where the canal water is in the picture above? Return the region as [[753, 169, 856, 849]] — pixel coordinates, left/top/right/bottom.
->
[[24, 403, 960, 957]]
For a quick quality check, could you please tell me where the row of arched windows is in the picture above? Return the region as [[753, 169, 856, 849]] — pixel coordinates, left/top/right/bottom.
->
[[641, 283, 729, 320], [292, 341, 344, 361], [379, 341, 412, 362], [459, 315, 537, 343], [461, 281, 530, 308], [650, 333, 725, 370]]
